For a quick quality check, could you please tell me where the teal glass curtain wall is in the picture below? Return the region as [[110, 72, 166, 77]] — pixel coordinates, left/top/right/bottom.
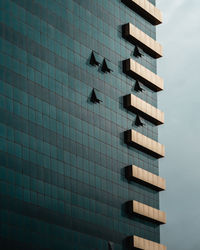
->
[[0, 0, 161, 249]]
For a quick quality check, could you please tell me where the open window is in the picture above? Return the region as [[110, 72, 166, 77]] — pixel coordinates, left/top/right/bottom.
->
[[101, 58, 113, 73], [90, 51, 100, 66], [134, 80, 144, 92], [134, 46, 144, 58], [135, 115, 144, 127], [108, 241, 114, 250], [90, 88, 102, 104]]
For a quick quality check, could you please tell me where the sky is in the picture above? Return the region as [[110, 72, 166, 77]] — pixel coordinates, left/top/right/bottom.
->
[[157, 0, 200, 249]]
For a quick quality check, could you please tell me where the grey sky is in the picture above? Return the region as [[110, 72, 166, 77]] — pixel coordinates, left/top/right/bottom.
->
[[157, 0, 200, 249]]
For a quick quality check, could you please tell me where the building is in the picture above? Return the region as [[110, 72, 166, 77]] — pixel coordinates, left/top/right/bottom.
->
[[0, 0, 166, 249]]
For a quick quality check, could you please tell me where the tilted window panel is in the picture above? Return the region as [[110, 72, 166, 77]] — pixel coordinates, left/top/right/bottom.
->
[[121, 0, 162, 25], [89, 51, 100, 66], [122, 23, 163, 58], [128, 235, 167, 250], [134, 80, 144, 92], [134, 45, 144, 58], [135, 115, 144, 127], [128, 200, 166, 224], [123, 59, 164, 92], [124, 94, 164, 125], [90, 88, 102, 104], [125, 165, 166, 191], [124, 129, 165, 158]]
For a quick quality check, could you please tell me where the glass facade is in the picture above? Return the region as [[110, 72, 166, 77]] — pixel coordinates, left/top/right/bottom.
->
[[0, 0, 164, 249]]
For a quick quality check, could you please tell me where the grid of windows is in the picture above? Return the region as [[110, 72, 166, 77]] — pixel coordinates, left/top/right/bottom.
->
[[0, 0, 162, 249]]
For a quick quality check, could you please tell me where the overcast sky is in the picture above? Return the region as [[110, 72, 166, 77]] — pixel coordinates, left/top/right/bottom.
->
[[157, 0, 200, 249]]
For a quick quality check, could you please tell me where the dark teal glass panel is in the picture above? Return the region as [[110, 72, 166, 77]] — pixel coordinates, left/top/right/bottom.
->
[[0, 0, 160, 249]]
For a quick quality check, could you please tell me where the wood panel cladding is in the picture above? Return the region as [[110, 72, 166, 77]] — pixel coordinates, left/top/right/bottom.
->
[[121, 0, 162, 25], [125, 165, 166, 191], [128, 200, 166, 224], [128, 235, 167, 250], [122, 23, 162, 58], [123, 59, 164, 92], [124, 94, 164, 125], [124, 130, 165, 158]]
